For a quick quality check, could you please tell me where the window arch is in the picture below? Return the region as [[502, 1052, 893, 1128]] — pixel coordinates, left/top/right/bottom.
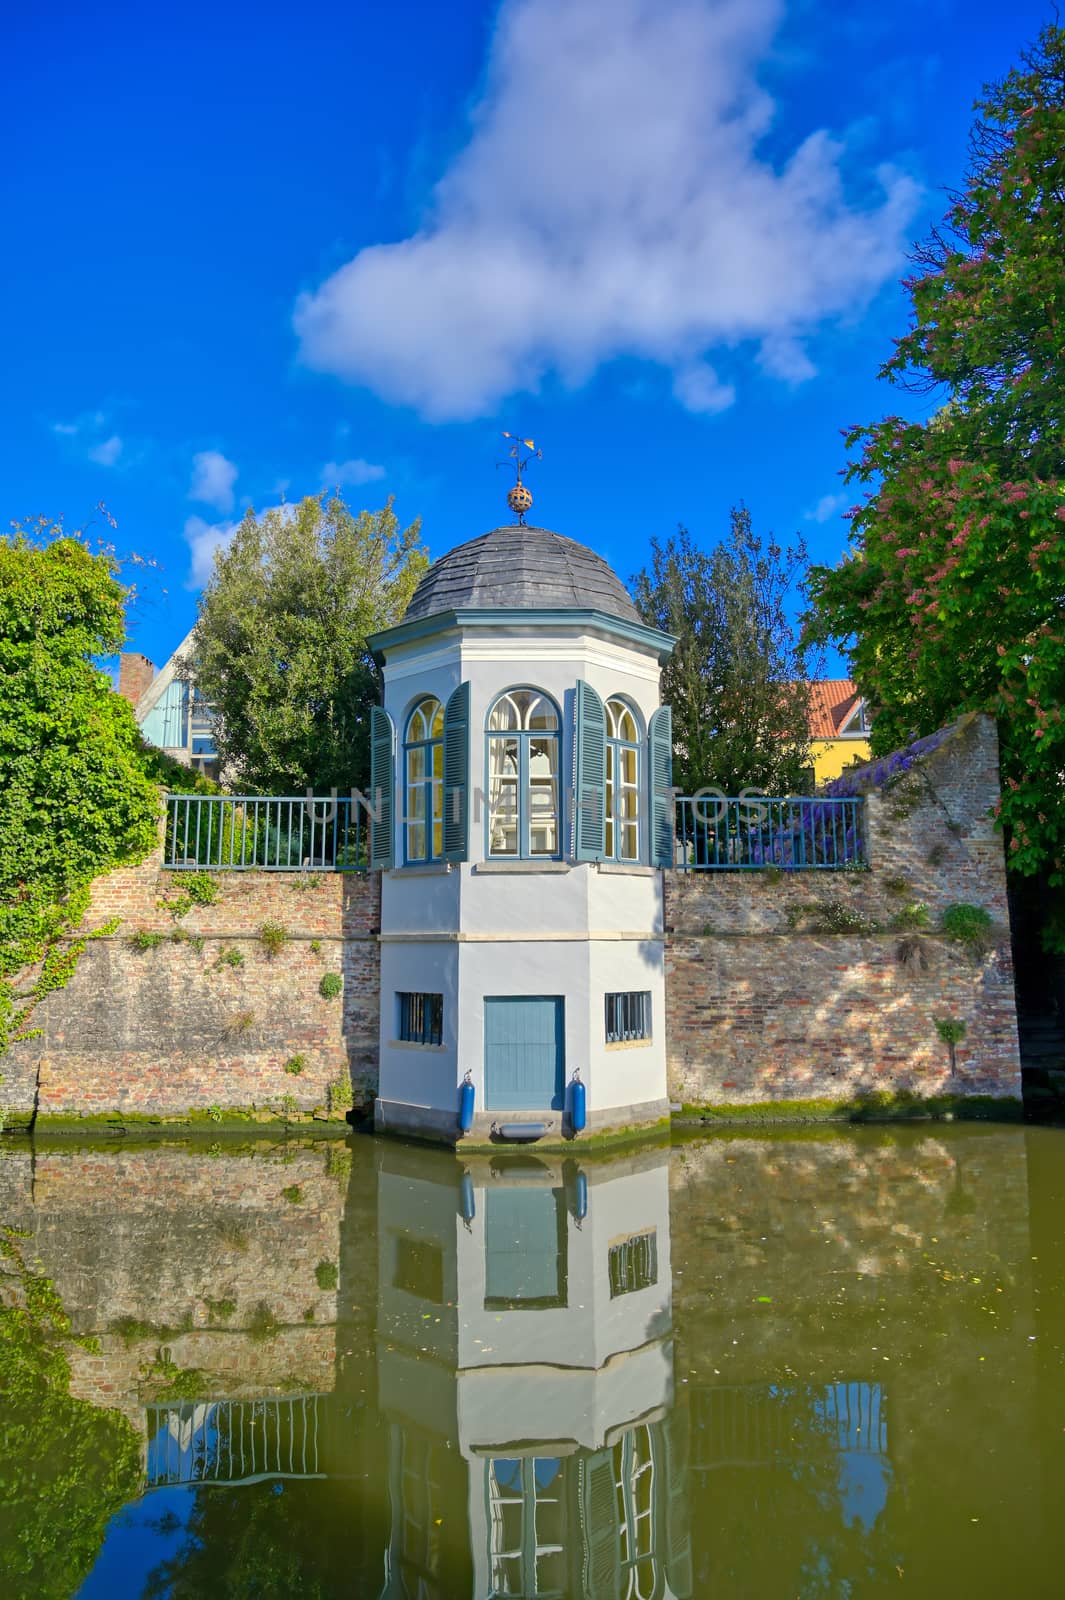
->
[[606, 697, 641, 862], [404, 696, 444, 862], [486, 688, 561, 859]]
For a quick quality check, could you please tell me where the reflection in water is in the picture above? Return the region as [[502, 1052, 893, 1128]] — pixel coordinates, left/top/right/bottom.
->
[[0, 1126, 1063, 1597], [375, 1145, 688, 1599]]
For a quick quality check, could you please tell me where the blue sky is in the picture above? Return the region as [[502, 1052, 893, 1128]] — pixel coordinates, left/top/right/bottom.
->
[[3, 0, 1052, 670]]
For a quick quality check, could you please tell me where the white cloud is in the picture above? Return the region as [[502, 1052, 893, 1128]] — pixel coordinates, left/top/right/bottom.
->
[[320, 457, 387, 488], [671, 362, 736, 416], [184, 502, 298, 589], [758, 333, 817, 385], [805, 491, 847, 523], [88, 434, 123, 466], [189, 449, 239, 512], [184, 515, 238, 588], [294, 0, 919, 421]]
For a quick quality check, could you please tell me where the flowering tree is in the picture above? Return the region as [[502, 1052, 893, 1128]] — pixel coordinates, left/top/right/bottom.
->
[[806, 25, 1065, 940]]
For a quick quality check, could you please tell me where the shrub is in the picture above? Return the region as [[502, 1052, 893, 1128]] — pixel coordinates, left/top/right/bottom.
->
[[127, 930, 164, 950], [204, 1296, 236, 1322], [247, 1300, 281, 1343], [259, 920, 288, 958], [225, 1011, 255, 1038], [897, 935, 934, 974], [935, 1015, 967, 1075], [882, 874, 909, 896], [891, 902, 930, 932], [785, 901, 876, 935], [315, 1260, 338, 1291], [940, 903, 994, 946], [206, 1103, 224, 1122], [283, 1054, 306, 1076], [327, 1076, 353, 1114], [309, 939, 322, 955], [214, 945, 244, 970], [281, 1184, 303, 1205], [184, 872, 219, 906], [319, 971, 342, 999]]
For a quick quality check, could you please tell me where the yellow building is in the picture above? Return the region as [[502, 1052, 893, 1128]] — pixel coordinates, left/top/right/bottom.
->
[[807, 680, 872, 784]]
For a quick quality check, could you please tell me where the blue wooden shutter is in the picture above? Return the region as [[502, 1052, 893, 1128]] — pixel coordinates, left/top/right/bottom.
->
[[580, 1450, 623, 1599], [649, 704, 674, 868], [574, 679, 606, 861], [443, 681, 470, 862], [369, 705, 394, 869]]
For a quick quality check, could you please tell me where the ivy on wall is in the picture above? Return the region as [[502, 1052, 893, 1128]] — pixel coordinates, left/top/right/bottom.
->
[[0, 517, 170, 1054]]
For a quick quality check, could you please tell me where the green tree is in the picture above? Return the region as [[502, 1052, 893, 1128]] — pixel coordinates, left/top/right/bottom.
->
[[192, 493, 427, 793], [805, 25, 1065, 932], [881, 24, 1065, 479], [0, 1228, 143, 1599], [632, 508, 814, 795], [0, 517, 161, 1050]]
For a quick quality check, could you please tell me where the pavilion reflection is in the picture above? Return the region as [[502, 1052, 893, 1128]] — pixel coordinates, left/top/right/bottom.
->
[[374, 1142, 691, 1600]]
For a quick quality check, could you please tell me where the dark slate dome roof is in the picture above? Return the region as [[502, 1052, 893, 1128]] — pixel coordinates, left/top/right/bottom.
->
[[404, 524, 641, 625]]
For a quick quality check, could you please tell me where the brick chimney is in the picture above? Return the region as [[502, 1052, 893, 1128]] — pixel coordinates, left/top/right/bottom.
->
[[118, 652, 156, 708]]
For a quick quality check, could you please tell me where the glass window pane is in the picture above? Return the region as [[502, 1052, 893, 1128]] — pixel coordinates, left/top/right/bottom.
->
[[489, 694, 520, 731], [407, 746, 426, 783], [525, 694, 558, 731], [407, 821, 426, 860], [620, 746, 638, 786], [528, 737, 557, 776]]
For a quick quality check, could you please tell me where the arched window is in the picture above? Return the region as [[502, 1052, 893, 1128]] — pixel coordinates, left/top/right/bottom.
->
[[487, 689, 561, 859], [404, 697, 444, 862], [606, 698, 640, 862]]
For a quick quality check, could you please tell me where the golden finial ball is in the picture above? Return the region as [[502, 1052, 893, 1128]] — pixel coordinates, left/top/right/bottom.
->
[[507, 482, 533, 517]]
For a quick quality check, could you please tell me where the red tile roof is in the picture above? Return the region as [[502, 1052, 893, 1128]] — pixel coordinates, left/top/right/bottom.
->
[[806, 680, 865, 740]]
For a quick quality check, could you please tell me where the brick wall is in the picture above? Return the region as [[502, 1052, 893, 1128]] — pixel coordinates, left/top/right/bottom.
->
[[664, 714, 1023, 1104], [0, 840, 381, 1124], [0, 713, 1022, 1123], [0, 1139, 363, 1431]]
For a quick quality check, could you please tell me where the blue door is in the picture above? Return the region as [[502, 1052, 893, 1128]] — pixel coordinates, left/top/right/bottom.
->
[[484, 997, 565, 1111]]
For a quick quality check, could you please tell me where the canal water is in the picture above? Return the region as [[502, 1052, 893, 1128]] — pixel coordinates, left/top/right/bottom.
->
[[1, 1124, 1063, 1598]]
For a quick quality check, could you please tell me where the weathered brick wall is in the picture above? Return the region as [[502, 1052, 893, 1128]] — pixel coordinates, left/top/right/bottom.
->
[[0, 713, 1022, 1120], [0, 1139, 365, 1431], [664, 715, 1023, 1103], [0, 840, 380, 1123]]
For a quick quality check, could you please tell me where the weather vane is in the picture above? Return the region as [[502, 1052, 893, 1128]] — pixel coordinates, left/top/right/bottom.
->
[[498, 431, 542, 524]]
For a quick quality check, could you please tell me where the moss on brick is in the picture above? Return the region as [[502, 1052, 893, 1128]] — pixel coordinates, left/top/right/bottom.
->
[[671, 1093, 1024, 1127]]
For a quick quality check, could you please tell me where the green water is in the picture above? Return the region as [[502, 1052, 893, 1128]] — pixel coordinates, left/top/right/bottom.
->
[[1, 1124, 1063, 1598]]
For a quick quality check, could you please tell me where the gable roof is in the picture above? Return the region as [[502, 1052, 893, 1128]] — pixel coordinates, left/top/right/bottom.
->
[[806, 680, 866, 740]]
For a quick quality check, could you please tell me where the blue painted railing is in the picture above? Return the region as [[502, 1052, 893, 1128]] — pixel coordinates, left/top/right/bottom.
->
[[164, 793, 368, 871], [674, 795, 866, 871]]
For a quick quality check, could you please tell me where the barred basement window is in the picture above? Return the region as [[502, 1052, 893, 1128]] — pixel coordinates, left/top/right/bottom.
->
[[609, 1230, 658, 1298], [397, 991, 443, 1046], [605, 990, 651, 1043]]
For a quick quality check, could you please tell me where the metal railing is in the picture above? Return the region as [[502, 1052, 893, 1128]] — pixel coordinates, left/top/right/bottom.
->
[[691, 1381, 886, 1475], [164, 793, 368, 871], [674, 795, 866, 871], [146, 1396, 325, 1486]]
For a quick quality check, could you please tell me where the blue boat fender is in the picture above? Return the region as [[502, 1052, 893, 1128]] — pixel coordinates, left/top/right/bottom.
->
[[459, 1170, 476, 1226], [570, 1072, 587, 1134], [458, 1073, 475, 1134]]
